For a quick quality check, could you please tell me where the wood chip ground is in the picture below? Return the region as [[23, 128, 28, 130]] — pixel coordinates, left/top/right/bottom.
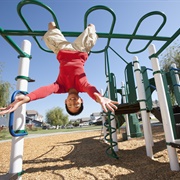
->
[[0, 125, 180, 180]]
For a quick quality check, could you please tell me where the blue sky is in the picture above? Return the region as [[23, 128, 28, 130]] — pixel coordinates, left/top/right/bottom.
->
[[0, 0, 179, 121]]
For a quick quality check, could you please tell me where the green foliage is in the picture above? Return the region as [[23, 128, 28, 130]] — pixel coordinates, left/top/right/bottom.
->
[[45, 107, 69, 126], [160, 41, 180, 105], [160, 41, 180, 71], [0, 82, 11, 107], [0, 62, 13, 107]]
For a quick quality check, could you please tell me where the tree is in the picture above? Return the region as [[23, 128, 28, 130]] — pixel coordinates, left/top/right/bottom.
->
[[160, 41, 180, 71], [160, 41, 180, 105], [45, 107, 69, 126], [0, 82, 11, 107], [0, 62, 13, 107]]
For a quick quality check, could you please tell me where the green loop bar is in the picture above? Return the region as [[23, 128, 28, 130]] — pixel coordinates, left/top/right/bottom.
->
[[15, 75, 35, 82], [17, 0, 59, 53], [126, 11, 167, 54], [84, 5, 116, 53]]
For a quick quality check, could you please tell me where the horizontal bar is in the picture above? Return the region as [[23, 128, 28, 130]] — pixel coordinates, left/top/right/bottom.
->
[[0, 29, 171, 41]]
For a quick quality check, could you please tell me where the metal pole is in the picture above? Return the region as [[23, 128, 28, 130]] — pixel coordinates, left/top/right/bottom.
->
[[9, 40, 31, 178], [133, 56, 153, 158], [148, 44, 179, 171], [121, 81, 131, 140]]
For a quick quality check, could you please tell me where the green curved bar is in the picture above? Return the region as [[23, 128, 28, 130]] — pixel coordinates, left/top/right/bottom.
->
[[84, 5, 116, 53], [17, 0, 59, 53], [126, 11, 167, 54], [0, 27, 31, 57]]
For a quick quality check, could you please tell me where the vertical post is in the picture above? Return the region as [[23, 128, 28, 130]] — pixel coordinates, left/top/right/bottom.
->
[[133, 56, 153, 158], [171, 63, 180, 91], [171, 63, 180, 105], [121, 81, 131, 140], [9, 40, 31, 177], [107, 76, 118, 152], [100, 89, 107, 142], [148, 44, 179, 171]]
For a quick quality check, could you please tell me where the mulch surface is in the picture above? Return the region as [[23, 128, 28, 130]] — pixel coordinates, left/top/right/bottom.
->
[[0, 125, 180, 180]]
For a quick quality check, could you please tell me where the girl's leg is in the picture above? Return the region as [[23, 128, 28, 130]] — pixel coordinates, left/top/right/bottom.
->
[[72, 24, 98, 53], [43, 22, 69, 54]]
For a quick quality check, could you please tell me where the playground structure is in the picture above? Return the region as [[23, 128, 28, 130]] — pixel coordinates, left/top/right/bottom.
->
[[0, 0, 180, 179]]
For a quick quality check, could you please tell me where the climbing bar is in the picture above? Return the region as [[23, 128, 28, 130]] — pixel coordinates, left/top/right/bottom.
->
[[17, 0, 59, 53], [126, 11, 167, 54], [9, 90, 28, 137], [84, 5, 116, 53], [1, 29, 172, 40]]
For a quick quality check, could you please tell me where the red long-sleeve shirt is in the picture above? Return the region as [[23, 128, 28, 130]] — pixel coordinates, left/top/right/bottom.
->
[[27, 50, 100, 102]]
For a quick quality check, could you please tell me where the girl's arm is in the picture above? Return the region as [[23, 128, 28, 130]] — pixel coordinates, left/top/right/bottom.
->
[[0, 95, 30, 115], [0, 83, 61, 115]]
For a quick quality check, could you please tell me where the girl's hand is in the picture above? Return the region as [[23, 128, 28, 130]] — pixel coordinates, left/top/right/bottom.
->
[[94, 92, 118, 112], [0, 95, 30, 115]]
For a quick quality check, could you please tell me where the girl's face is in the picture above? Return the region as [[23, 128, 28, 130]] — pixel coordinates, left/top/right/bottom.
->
[[65, 94, 83, 114]]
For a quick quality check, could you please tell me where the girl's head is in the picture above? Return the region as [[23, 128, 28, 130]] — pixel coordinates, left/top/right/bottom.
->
[[65, 93, 83, 116]]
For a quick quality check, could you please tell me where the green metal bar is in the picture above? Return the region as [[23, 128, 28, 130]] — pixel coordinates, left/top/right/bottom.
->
[[109, 46, 128, 64], [1, 29, 172, 41], [152, 28, 180, 58], [84, 5, 116, 53], [104, 112, 118, 159], [126, 11, 167, 54], [103, 49, 118, 159], [104, 49, 110, 77], [17, 0, 59, 29], [17, 0, 59, 53], [0, 28, 30, 57]]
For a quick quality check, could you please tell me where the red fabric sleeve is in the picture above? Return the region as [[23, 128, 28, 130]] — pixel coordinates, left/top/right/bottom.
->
[[81, 83, 101, 101], [27, 83, 61, 101]]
